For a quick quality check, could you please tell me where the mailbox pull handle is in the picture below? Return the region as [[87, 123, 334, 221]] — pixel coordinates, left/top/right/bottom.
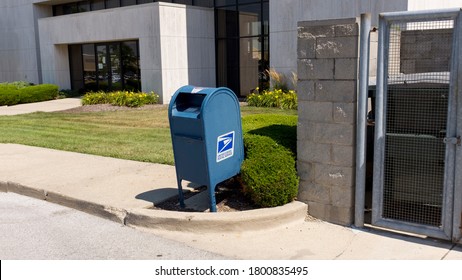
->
[[173, 134, 203, 141]]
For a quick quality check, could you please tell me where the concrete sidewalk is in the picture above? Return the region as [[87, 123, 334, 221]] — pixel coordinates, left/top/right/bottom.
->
[[0, 98, 81, 115], [1, 144, 461, 259]]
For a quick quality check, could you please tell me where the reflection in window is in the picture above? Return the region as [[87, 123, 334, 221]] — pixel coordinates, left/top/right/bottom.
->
[[121, 0, 137, 6], [53, 0, 214, 16], [91, 0, 105, 10], [239, 3, 261, 37], [216, 7, 238, 38], [71, 41, 140, 92], [193, 0, 214, 7], [79, 1, 91, 12], [215, 0, 236, 7], [121, 41, 141, 91], [240, 37, 260, 94], [105, 0, 120, 9], [215, 1, 269, 96], [173, 0, 193, 5], [82, 44, 97, 91]]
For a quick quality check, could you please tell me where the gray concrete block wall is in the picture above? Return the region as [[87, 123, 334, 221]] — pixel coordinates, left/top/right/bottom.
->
[[297, 18, 359, 225]]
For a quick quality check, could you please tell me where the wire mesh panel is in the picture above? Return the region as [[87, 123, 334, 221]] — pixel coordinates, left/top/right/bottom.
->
[[381, 19, 454, 228]]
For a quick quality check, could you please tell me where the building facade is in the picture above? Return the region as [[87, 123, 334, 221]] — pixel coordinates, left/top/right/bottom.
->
[[1, 0, 461, 103]]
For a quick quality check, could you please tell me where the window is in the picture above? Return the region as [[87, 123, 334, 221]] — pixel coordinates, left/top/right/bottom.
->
[[173, 0, 193, 5], [121, 0, 136, 6], [215, 0, 269, 96], [193, 0, 213, 7], [215, 0, 236, 7], [53, 0, 210, 16], [91, 0, 105, 10], [69, 41, 140, 92], [105, 0, 120, 9]]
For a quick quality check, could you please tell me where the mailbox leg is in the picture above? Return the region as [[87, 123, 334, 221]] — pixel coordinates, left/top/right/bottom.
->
[[177, 178, 185, 208], [208, 184, 217, 212]]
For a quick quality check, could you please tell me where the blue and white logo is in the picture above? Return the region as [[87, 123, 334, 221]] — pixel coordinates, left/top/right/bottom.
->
[[216, 131, 235, 162]]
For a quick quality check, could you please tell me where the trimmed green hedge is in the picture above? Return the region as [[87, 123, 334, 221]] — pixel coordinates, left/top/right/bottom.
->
[[0, 83, 59, 106], [240, 134, 299, 207]]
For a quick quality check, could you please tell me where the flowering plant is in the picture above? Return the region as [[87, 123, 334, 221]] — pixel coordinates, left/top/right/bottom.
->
[[82, 90, 159, 107], [246, 87, 297, 110]]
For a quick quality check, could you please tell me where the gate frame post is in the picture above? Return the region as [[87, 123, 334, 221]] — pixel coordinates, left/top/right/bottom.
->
[[452, 9, 462, 244], [354, 13, 371, 228]]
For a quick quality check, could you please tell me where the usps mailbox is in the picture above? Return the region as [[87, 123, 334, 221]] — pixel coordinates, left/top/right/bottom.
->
[[168, 85, 244, 212]]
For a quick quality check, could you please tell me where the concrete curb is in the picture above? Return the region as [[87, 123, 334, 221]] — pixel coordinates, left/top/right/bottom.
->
[[1, 180, 308, 233], [3, 181, 127, 224], [126, 202, 308, 233]]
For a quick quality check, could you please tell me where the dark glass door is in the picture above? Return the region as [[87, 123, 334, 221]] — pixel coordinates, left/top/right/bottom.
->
[[215, 1, 269, 97], [96, 44, 109, 90]]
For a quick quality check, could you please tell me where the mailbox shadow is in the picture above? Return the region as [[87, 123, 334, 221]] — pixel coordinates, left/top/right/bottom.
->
[[135, 188, 180, 205], [246, 124, 297, 156]]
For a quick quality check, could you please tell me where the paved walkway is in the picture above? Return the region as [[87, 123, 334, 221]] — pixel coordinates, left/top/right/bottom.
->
[[0, 98, 81, 115], [0, 99, 461, 259]]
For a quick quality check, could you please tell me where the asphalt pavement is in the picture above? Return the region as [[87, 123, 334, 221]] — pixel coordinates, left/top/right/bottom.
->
[[0, 192, 227, 259]]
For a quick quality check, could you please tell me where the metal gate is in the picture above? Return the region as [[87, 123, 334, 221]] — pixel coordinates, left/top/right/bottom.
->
[[373, 9, 462, 240]]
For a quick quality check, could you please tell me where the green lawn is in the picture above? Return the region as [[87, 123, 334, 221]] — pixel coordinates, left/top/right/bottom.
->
[[0, 106, 297, 165]]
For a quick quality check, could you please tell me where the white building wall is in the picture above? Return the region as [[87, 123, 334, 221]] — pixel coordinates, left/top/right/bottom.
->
[[270, 0, 462, 83], [0, 0, 47, 84], [37, 2, 214, 104], [407, 0, 462, 11], [158, 3, 216, 104]]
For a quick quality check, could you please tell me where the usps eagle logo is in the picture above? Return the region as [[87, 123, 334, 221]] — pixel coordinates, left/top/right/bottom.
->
[[216, 131, 235, 162]]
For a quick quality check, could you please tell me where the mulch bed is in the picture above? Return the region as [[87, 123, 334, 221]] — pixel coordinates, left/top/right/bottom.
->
[[152, 178, 259, 212]]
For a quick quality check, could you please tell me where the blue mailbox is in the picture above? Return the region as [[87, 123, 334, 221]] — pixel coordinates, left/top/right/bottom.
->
[[168, 85, 244, 212]]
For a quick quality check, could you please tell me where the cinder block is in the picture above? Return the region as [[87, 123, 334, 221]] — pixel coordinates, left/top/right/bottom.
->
[[298, 181, 331, 204], [333, 102, 356, 124], [334, 23, 359, 37], [330, 184, 355, 208], [298, 24, 334, 38], [331, 144, 355, 167], [297, 161, 315, 183], [298, 59, 334, 80], [298, 101, 333, 122], [0, 181, 7, 192], [335, 58, 358, 80], [327, 205, 354, 225], [297, 37, 316, 59], [305, 201, 328, 220], [314, 123, 355, 145], [297, 121, 316, 141], [298, 141, 331, 163], [316, 37, 358, 59], [296, 80, 315, 101], [306, 201, 354, 225], [315, 80, 357, 102], [314, 163, 354, 187]]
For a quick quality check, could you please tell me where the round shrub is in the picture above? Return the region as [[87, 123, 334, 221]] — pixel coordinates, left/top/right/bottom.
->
[[240, 134, 299, 207]]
